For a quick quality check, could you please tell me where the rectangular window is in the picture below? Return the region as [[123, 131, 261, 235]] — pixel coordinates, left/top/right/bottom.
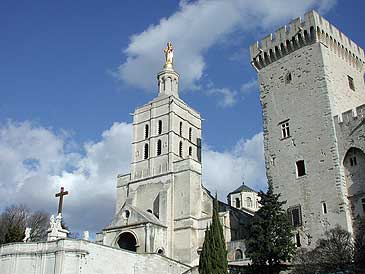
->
[[279, 120, 290, 139], [235, 198, 241, 208], [296, 160, 306, 177], [295, 233, 301, 247], [362, 198, 365, 213], [288, 206, 302, 228], [348, 75, 355, 91], [285, 72, 292, 84], [322, 202, 327, 214]]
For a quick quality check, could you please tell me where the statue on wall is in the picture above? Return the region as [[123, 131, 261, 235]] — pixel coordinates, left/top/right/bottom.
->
[[23, 227, 31, 243], [83, 231, 90, 241]]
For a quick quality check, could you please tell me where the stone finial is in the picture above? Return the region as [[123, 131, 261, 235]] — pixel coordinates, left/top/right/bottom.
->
[[47, 213, 69, 241], [83, 231, 90, 241], [23, 227, 31, 243]]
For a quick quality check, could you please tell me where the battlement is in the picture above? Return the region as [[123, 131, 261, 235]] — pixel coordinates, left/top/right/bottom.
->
[[334, 104, 365, 123], [250, 10, 365, 71]]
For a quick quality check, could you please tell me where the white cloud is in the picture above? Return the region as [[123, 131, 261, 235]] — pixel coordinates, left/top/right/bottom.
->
[[0, 121, 132, 234], [0, 120, 266, 233], [240, 79, 258, 99], [206, 87, 237, 107], [202, 132, 266, 201], [118, 0, 336, 94]]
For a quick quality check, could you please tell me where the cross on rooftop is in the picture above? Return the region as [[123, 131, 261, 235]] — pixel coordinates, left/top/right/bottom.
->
[[55, 187, 69, 214]]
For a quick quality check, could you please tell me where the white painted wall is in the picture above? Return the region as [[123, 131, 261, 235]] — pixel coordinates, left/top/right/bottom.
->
[[0, 239, 191, 274]]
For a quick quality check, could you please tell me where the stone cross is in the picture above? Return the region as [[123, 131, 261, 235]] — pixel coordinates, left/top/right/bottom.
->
[[55, 187, 69, 214]]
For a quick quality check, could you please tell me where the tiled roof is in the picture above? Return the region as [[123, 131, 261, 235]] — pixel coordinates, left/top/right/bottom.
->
[[228, 182, 257, 195]]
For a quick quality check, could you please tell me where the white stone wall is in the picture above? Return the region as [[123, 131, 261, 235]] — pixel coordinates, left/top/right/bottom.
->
[[103, 62, 250, 267], [334, 105, 365, 224], [0, 239, 190, 274], [131, 95, 201, 181], [229, 192, 260, 212]]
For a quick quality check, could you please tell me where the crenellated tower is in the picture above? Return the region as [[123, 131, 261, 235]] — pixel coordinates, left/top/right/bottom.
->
[[250, 10, 365, 247]]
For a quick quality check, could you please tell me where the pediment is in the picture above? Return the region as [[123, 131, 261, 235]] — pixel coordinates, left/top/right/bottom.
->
[[108, 204, 164, 228]]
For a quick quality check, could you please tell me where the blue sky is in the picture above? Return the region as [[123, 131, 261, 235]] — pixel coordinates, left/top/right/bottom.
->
[[0, 0, 364, 234]]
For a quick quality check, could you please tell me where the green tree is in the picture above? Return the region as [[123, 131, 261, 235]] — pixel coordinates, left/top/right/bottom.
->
[[4, 225, 24, 243], [199, 226, 213, 274], [199, 194, 228, 274], [244, 184, 295, 274]]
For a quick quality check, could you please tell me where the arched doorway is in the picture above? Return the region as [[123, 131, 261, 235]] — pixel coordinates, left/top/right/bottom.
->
[[117, 232, 137, 252], [343, 147, 365, 218], [235, 249, 243, 260]]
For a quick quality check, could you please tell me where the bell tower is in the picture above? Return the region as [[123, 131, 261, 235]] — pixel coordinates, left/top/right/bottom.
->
[[129, 42, 202, 181], [102, 42, 207, 266]]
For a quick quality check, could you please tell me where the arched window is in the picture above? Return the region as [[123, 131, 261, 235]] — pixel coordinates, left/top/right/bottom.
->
[[144, 143, 149, 159], [189, 146, 192, 156], [189, 128, 192, 141], [157, 139, 162, 156], [310, 26, 315, 42], [179, 121, 183, 136], [179, 141, 183, 157], [144, 124, 149, 139], [235, 249, 243, 260], [344, 148, 365, 216], [117, 232, 137, 252], [158, 120, 162, 135], [235, 198, 241, 208], [246, 197, 252, 208]]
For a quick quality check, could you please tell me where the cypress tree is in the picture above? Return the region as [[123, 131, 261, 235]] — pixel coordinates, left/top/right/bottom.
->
[[199, 226, 212, 274], [199, 194, 228, 274]]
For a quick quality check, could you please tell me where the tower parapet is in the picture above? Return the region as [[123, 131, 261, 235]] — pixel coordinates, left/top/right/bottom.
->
[[334, 104, 365, 123], [250, 10, 365, 71]]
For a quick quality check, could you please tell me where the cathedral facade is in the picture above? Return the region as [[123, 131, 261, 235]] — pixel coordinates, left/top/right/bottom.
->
[[250, 10, 365, 247], [96, 44, 251, 267]]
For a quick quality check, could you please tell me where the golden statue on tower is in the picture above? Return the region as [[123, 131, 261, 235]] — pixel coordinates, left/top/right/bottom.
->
[[163, 41, 174, 68]]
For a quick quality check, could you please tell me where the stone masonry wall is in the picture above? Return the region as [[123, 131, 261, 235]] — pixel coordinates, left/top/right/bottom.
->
[[250, 10, 365, 246], [258, 41, 351, 246]]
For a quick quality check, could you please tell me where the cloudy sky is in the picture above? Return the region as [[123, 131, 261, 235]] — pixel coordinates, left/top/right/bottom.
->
[[0, 0, 363, 235]]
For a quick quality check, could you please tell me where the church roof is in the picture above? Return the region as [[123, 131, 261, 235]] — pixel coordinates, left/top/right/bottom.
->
[[228, 182, 257, 195]]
